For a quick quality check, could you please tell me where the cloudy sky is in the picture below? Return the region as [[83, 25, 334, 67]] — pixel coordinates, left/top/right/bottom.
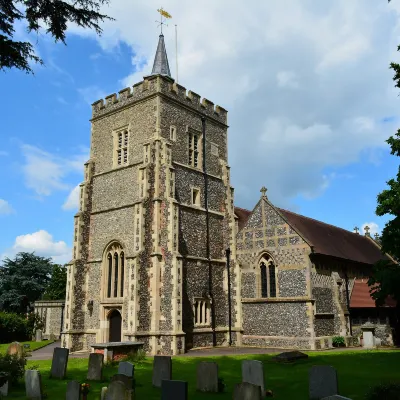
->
[[1, 0, 399, 264]]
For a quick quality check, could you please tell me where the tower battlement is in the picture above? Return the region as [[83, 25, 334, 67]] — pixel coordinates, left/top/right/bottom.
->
[[91, 75, 228, 124]]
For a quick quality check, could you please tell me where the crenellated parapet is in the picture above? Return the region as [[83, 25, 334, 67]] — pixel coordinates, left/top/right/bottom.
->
[[91, 75, 228, 125]]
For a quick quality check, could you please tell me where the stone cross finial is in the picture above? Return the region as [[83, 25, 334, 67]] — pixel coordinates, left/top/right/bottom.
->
[[364, 225, 370, 236], [374, 233, 379, 240], [260, 186, 268, 198], [354, 226, 359, 234]]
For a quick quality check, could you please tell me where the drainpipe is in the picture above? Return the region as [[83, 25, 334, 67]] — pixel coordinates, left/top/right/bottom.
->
[[343, 266, 352, 336], [202, 116, 216, 347], [226, 248, 232, 346]]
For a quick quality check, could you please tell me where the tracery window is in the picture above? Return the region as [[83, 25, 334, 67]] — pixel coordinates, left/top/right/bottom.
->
[[193, 298, 211, 326], [105, 243, 125, 299], [259, 254, 277, 298]]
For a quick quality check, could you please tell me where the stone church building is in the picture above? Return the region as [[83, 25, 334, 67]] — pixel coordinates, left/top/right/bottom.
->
[[61, 34, 394, 355]]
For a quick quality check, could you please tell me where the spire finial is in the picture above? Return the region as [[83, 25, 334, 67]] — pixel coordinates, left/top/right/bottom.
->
[[354, 226, 359, 234], [260, 186, 268, 198], [374, 232, 380, 240], [364, 225, 370, 237], [156, 8, 172, 35], [150, 12, 172, 78]]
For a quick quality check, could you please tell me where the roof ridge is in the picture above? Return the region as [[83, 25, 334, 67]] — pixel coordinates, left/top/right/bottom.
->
[[234, 206, 252, 213], [277, 207, 367, 239]]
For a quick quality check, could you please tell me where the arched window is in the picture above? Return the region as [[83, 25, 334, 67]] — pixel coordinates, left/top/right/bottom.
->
[[104, 243, 125, 299], [258, 254, 277, 298]]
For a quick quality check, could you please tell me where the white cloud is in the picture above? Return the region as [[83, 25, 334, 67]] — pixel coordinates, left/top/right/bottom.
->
[[67, 0, 399, 208], [21, 144, 88, 197], [78, 86, 107, 105], [361, 222, 380, 236], [2, 230, 71, 265], [62, 185, 80, 211], [0, 199, 15, 215]]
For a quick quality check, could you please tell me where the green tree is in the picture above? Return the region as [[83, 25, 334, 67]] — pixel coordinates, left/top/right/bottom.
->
[[0, 252, 53, 313], [42, 264, 67, 300], [1, 0, 114, 74]]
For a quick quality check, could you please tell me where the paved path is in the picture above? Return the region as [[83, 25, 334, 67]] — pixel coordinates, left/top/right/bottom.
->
[[29, 341, 89, 360]]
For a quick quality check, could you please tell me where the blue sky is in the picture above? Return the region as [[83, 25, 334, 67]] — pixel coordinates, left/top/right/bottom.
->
[[0, 0, 399, 263]]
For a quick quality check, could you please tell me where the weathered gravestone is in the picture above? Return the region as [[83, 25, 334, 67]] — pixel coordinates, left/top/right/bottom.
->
[[25, 369, 43, 399], [196, 361, 219, 392], [87, 353, 104, 381], [272, 351, 309, 363], [105, 381, 130, 400], [50, 347, 69, 379], [233, 382, 262, 400], [152, 356, 172, 388], [35, 329, 43, 342], [7, 342, 24, 358], [0, 381, 8, 397], [322, 396, 353, 400], [309, 365, 338, 400], [65, 380, 80, 400], [242, 360, 265, 394], [161, 380, 188, 400], [110, 374, 134, 390], [100, 386, 108, 400], [118, 361, 134, 377]]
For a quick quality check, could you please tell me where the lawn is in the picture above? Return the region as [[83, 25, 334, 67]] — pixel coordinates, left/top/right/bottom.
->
[[3, 350, 400, 399], [0, 340, 54, 355]]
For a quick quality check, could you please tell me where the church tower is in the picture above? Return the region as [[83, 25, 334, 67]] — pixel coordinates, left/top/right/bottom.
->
[[62, 33, 241, 355]]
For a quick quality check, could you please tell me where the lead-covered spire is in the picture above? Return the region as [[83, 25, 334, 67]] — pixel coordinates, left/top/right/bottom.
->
[[151, 34, 171, 77]]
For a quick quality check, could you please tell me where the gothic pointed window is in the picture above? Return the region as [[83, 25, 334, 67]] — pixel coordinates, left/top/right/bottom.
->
[[114, 253, 119, 298], [120, 252, 124, 297], [107, 254, 112, 298], [258, 254, 277, 298], [193, 298, 211, 327], [104, 243, 124, 299], [188, 129, 201, 168]]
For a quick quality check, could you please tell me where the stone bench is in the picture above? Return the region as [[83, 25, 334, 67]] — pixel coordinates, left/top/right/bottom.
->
[[91, 342, 144, 363]]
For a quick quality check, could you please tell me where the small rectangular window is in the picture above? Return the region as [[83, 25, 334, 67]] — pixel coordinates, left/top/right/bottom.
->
[[170, 126, 177, 141], [192, 188, 200, 206]]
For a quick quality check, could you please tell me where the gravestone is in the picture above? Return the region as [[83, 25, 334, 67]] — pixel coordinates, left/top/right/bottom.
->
[[7, 341, 24, 358], [105, 381, 129, 400], [66, 380, 80, 400], [272, 351, 309, 363], [361, 323, 376, 349], [25, 369, 43, 399], [196, 361, 219, 392], [309, 365, 338, 400], [110, 374, 133, 390], [0, 381, 8, 397], [161, 380, 188, 400], [100, 387, 108, 400], [242, 360, 265, 394], [233, 382, 262, 400], [87, 353, 104, 381], [322, 396, 353, 400], [118, 361, 134, 377], [152, 356, 172, 388], [50, 347, 69, 379], [35, 329, 43, 342]]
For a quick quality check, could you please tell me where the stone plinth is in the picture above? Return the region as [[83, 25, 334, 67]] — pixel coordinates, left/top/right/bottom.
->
[[91, 342, 144, 363]]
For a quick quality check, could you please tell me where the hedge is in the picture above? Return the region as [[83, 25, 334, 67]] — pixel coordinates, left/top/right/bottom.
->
[[0, 312, 29, 343]]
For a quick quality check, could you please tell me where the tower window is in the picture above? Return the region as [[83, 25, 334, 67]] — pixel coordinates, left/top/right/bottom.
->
[[211, 143, 219, 156], [192, 188, 200, 206], [105, 243, 125, 299], [193, 298, 211, 327], [188, 130, 201, 168], [114, 128, 129, 167], [170, 126, 177, 141]]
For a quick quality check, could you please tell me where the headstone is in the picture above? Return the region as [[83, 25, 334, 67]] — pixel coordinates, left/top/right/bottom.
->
[[25, 370, 43, 399], [50, 347, 69, 379], [118, 361, 134, 377], [0, 381, 8, 397], [101, 387, 108, 400], [196, 361, 219, 392], [161, 380, 188, 400], [242, 360, 265, 394], [7, 341, 24, 358], [87, 353, 104, 381], [322, 396, 353, 400], [110, 374, 133, 390], [105, 381, 129, 400], [272, 351, 309, 363], [233, 382, 262, 400], [35, 329, 43, 342], [361, 322, 376, 349], [65, 380, 80, 400], [309, 365, 338, 400], [152, 356, 172, 388]]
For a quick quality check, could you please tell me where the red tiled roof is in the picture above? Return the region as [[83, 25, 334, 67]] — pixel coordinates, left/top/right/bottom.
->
[[350, 279, 396, 308], [234, 205, 389, 265]]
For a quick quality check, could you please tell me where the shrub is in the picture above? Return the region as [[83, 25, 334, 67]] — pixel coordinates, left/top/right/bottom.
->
[[0, 312, 29, 343], [122, 348, 147, 364], [332, 336, 345, 347], [365, 383, 400, 400], [0, 353, 26, 386]]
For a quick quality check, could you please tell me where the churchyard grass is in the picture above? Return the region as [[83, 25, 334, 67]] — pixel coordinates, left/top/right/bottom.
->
[[0, 340, 54, 355], [3, 350, 400, 399]]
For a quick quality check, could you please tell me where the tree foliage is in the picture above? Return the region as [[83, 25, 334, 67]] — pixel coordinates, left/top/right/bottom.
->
[[0, 252, 53, 313], [42, 264, 67, 300], [1, 0, 114, 73]]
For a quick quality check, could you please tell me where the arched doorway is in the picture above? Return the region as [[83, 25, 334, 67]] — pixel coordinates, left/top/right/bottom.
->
[[108, 309, 122, 342]]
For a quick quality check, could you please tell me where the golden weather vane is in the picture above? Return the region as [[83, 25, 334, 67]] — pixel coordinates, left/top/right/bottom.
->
[[156, 7, 172, 34]]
